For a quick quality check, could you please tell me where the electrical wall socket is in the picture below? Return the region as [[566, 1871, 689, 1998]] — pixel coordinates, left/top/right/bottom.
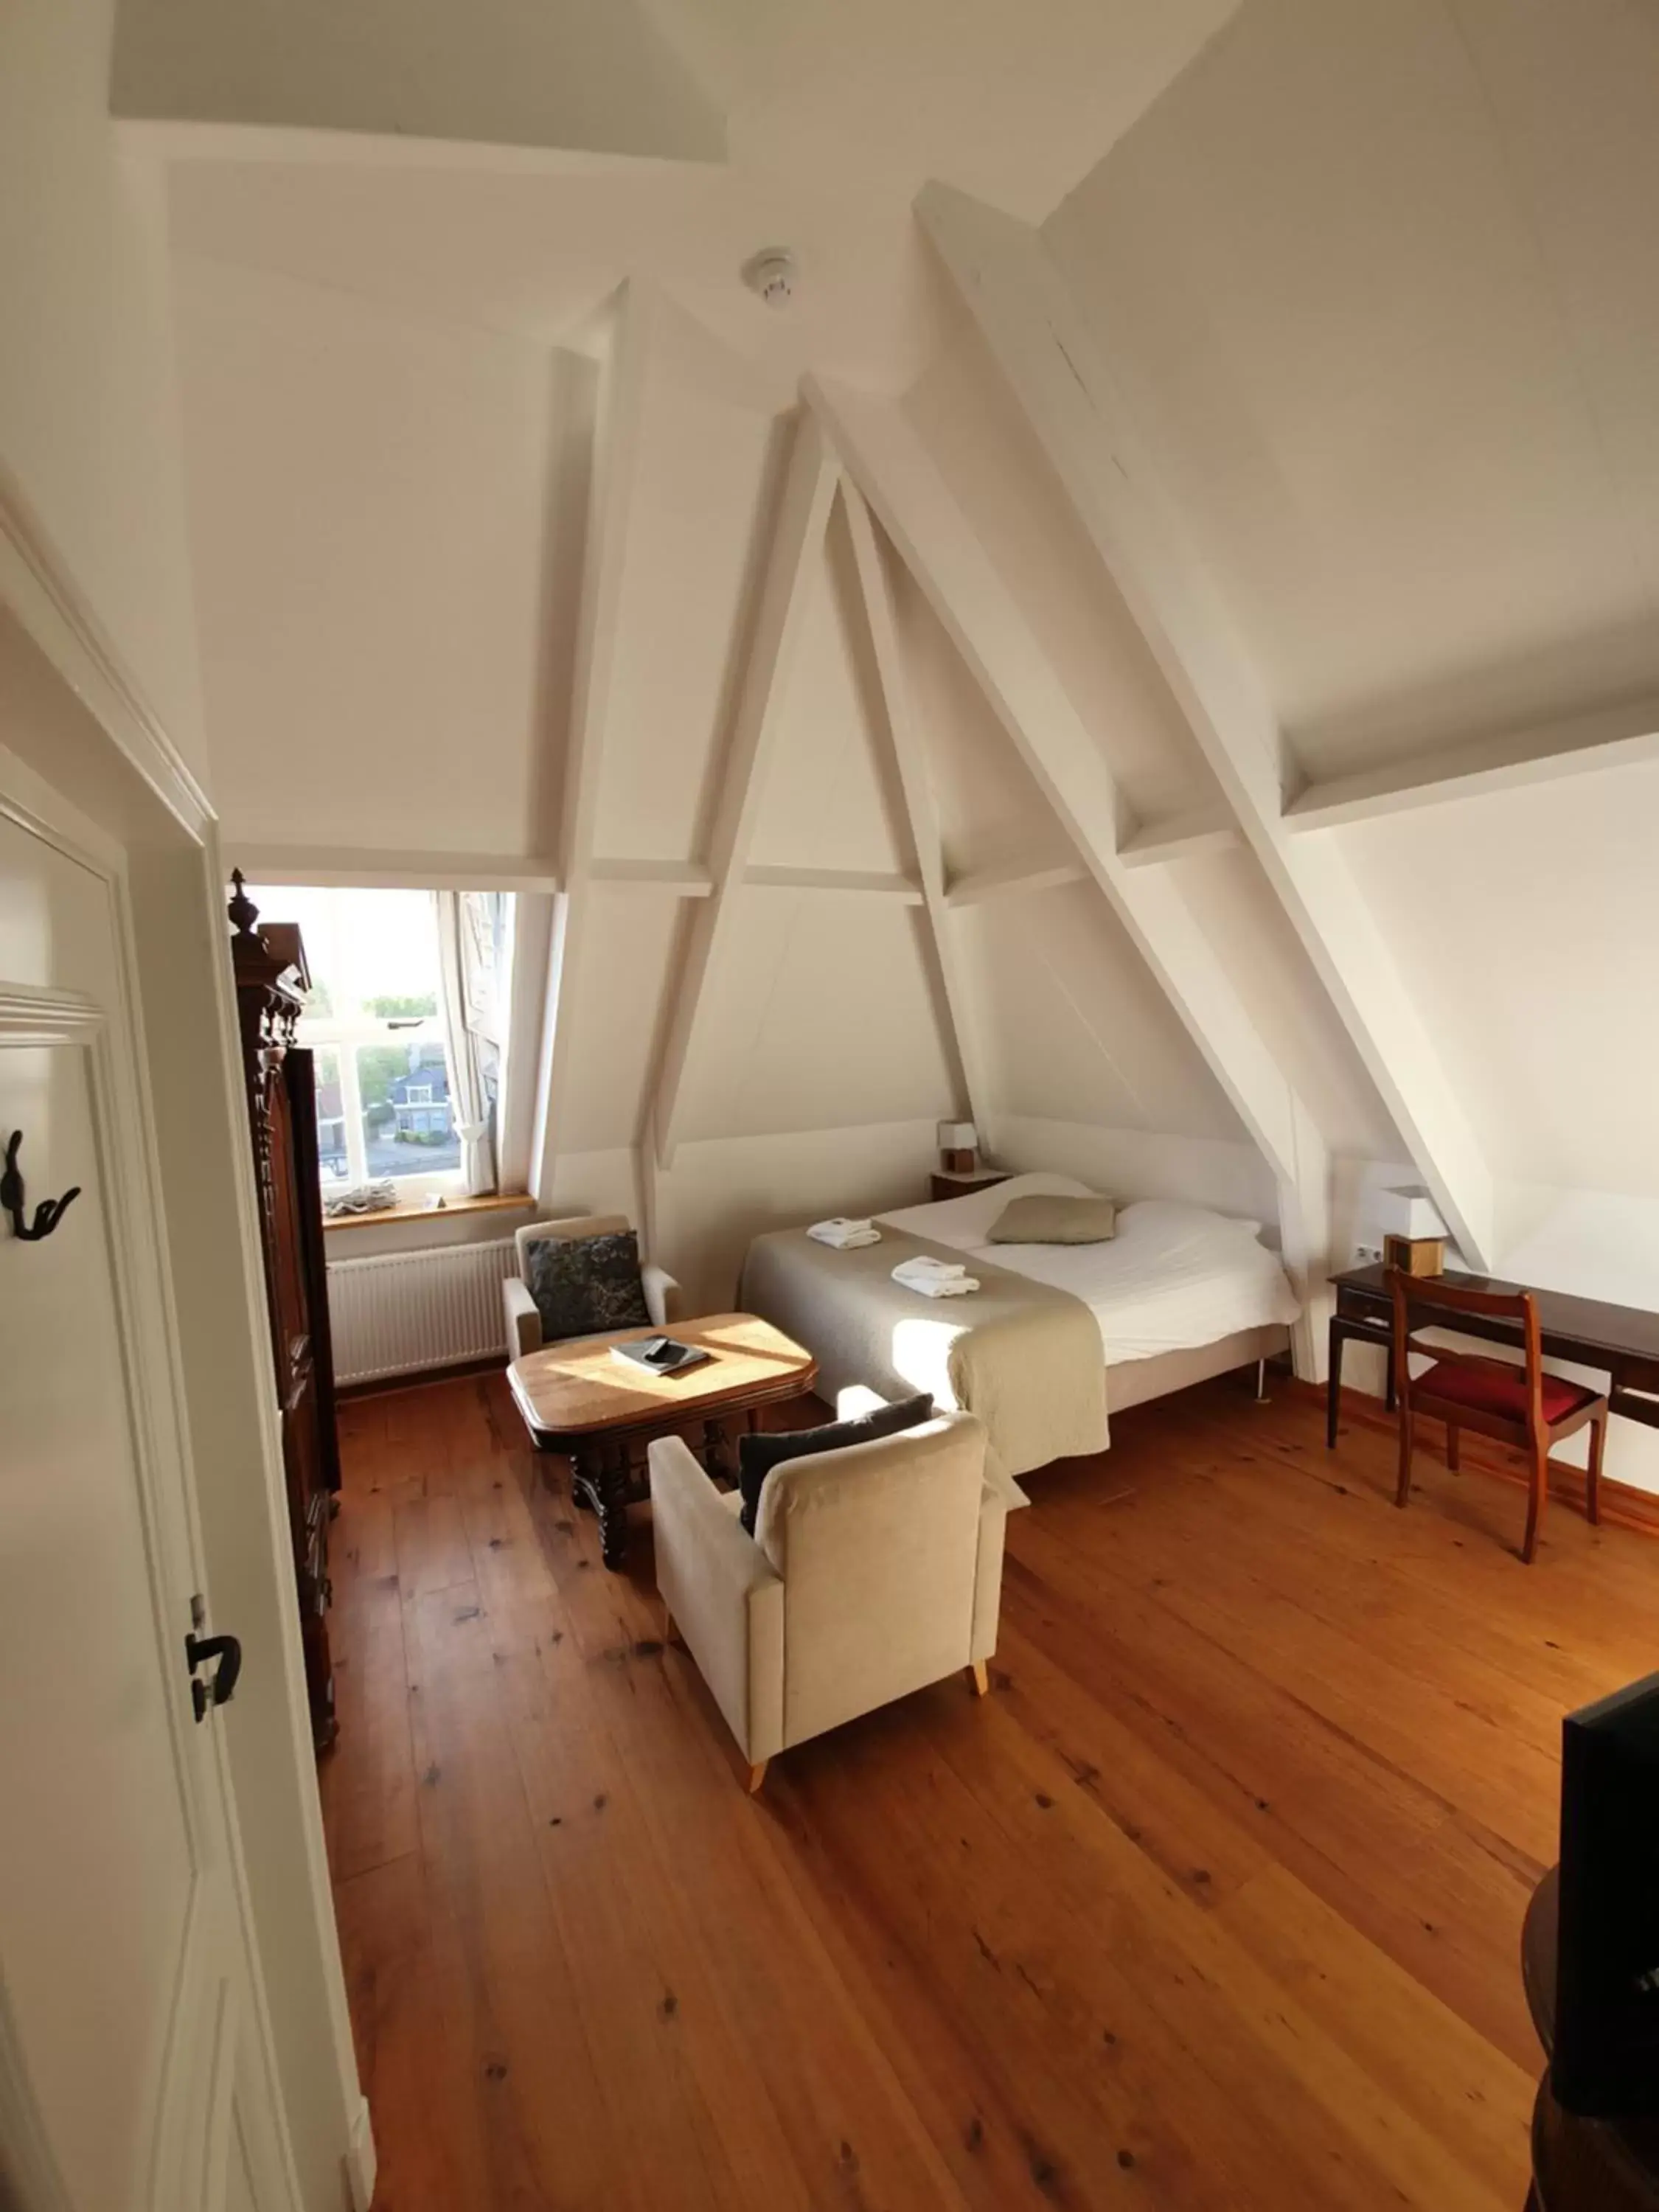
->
[[1354, 1242, 1383, 1265]]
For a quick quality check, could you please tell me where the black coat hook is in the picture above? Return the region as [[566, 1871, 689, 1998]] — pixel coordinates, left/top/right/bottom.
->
[[2, 1131, 81, 1242]]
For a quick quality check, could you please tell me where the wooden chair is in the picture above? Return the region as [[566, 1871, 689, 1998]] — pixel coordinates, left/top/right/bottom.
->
[[1388, 1270, 1608, 1564]]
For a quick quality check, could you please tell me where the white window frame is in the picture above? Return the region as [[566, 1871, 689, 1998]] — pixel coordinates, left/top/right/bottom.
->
[[239, 874, 541, 1204], [300, 1012, 463, 1202]]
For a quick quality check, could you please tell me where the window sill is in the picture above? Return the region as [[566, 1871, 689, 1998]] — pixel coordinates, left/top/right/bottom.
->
[[321, 1192, 538, 1234]]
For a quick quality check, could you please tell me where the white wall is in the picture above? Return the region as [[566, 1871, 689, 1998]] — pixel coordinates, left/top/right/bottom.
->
[[0, 0, 207, 778], [173, 256, 573, 855], [1338, 765, 1659, 1196], [956, 883, 1243, 1141], [658, 1120, 942, 1318], [545, 1123, 941, 1318], [994, 1115, 1274, 1226]]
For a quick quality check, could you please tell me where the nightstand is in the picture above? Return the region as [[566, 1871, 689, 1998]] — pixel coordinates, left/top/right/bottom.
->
[[930, 1169, 1011, 1203]]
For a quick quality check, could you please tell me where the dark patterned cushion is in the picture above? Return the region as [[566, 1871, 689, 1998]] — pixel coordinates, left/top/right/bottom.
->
[[737, 1393, 935, 1535], [525, 1231, 651, 1343]]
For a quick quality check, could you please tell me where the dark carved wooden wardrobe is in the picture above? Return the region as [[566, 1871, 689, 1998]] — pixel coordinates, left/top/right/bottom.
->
[[229, 873, 341, 1752]]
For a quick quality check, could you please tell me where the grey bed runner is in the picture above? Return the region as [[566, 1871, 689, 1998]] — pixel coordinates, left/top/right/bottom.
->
[[740, 1226, 1108, 1478]]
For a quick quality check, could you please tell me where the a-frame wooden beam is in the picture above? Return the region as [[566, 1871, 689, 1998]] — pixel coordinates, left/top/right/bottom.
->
[[1117, 805, 1236, 869], [533, 282, 660, 1201], [1285, 695, 1659, 833], [806, 372, 1330, 1373], [650, 406, 840, 1169], [840, 477, 990, 1137], [917, 181, 1494, 1268]]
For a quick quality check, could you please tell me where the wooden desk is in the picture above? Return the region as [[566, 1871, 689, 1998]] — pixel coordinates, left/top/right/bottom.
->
[[508, 1312, 817, 1570], [1326, 1265, 1659, 1451]]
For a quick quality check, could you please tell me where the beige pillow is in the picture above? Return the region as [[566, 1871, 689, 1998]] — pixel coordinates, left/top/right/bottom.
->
[[987, 1194, 1117, 1245]]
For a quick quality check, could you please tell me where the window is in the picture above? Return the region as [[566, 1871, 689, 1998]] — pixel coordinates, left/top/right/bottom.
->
[[243, 885, 512, 1203]]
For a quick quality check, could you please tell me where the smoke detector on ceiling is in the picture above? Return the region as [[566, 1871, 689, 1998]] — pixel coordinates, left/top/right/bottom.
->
[[742, 248, 799, 310]]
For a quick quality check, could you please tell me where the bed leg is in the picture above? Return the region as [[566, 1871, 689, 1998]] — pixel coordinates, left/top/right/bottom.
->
[[1253, 1356, 1269, 1403]]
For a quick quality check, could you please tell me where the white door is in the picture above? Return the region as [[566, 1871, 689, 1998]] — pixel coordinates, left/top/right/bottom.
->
[[0, 774, 296, 2212]]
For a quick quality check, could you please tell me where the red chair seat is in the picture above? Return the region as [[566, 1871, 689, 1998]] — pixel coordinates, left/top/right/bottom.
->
[[1416, 1355, 1599, 1426]]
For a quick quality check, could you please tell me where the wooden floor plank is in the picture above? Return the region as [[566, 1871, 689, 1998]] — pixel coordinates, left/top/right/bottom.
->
[[332, 1851, 496, 2212], [316, 1370, 1659, 2211]]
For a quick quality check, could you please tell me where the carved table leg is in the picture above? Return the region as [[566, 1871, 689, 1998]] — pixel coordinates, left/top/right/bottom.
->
[[569, 1438, 603, 1519], [703, 1416, 737, 1483], [568, 1449, 596, 1511], [590, 1436, 631, 1571]]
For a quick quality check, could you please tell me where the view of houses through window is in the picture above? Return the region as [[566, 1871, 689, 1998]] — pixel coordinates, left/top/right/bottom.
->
[[246, 885, 513, 1199]]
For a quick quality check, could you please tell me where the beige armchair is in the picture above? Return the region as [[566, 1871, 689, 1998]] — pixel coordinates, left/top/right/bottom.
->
[[502, 1213, 681, 1358], [649, 1408, 1025, 1791]]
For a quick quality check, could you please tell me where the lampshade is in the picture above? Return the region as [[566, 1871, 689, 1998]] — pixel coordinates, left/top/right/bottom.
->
[[1377, 1185, 1445, 1240], [937, 1120, 978, 1152]]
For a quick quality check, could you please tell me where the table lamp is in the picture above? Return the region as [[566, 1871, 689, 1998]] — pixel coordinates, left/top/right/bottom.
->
[[1378, 1186, 1447, 1278], [938, 1120, 979, 1176]]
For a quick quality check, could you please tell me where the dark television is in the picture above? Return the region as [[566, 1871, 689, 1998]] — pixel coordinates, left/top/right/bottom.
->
[[1554, 1669, 1659, 2117]]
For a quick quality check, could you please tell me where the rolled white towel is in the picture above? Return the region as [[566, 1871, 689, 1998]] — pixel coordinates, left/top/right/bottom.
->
[[807, 1217, 881, 1249], [892, 1256, 979, 1297]]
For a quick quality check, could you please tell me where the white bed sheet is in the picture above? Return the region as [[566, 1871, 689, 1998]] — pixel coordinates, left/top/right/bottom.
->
[[877, 1174, 1301, 1364]]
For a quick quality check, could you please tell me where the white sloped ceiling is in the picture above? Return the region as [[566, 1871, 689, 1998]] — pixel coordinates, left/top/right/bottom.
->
[[1041, 0, 1659, 1231], [1046, 0, 1659, 777]]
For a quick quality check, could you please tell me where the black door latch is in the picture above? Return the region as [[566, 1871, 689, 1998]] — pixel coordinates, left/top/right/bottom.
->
[[185, 1630, 243, 1722]]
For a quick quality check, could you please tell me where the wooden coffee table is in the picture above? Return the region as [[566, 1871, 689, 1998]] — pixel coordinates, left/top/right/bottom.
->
[[507, 1312, 818, 1570]]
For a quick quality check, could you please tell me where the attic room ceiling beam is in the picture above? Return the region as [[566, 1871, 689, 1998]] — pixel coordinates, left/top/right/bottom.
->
[[650, 408, 841, 1171], [588, 858, 942, 900], [917, 181, 1495, 1270], [1284, 696, 1659, 833], [944, 856, 1089, 908], [535, 280, 659, 1203], [841, 476, 990, 1133], [588, 858, 714, 896], [225, 845, 560, 892], [1117, 805, 1237, 869], [806, 372, 1330, 1377], [741, 864, 923, 901]]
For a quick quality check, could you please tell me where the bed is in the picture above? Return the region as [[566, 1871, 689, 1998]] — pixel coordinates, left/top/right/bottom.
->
[[739, 1172, 1301, 1478]]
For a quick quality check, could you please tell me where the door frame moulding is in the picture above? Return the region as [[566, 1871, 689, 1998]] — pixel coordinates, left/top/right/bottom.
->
[[0, 512, 372, 2206], [804, 372, 1330, 1374], [0, 745, 319, 2212], [916, 180, 1494, 1270], [1284, 696, 1659, 832], [648, 405, 841, 1171], [0, 459, 211, 844]]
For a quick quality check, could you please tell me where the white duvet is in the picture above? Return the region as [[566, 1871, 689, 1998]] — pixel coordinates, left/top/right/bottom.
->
[[877, 1173, 1301, 1366]]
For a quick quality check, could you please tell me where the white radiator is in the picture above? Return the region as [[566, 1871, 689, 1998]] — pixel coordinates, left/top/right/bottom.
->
[[326, 1237, 517, 1385]]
